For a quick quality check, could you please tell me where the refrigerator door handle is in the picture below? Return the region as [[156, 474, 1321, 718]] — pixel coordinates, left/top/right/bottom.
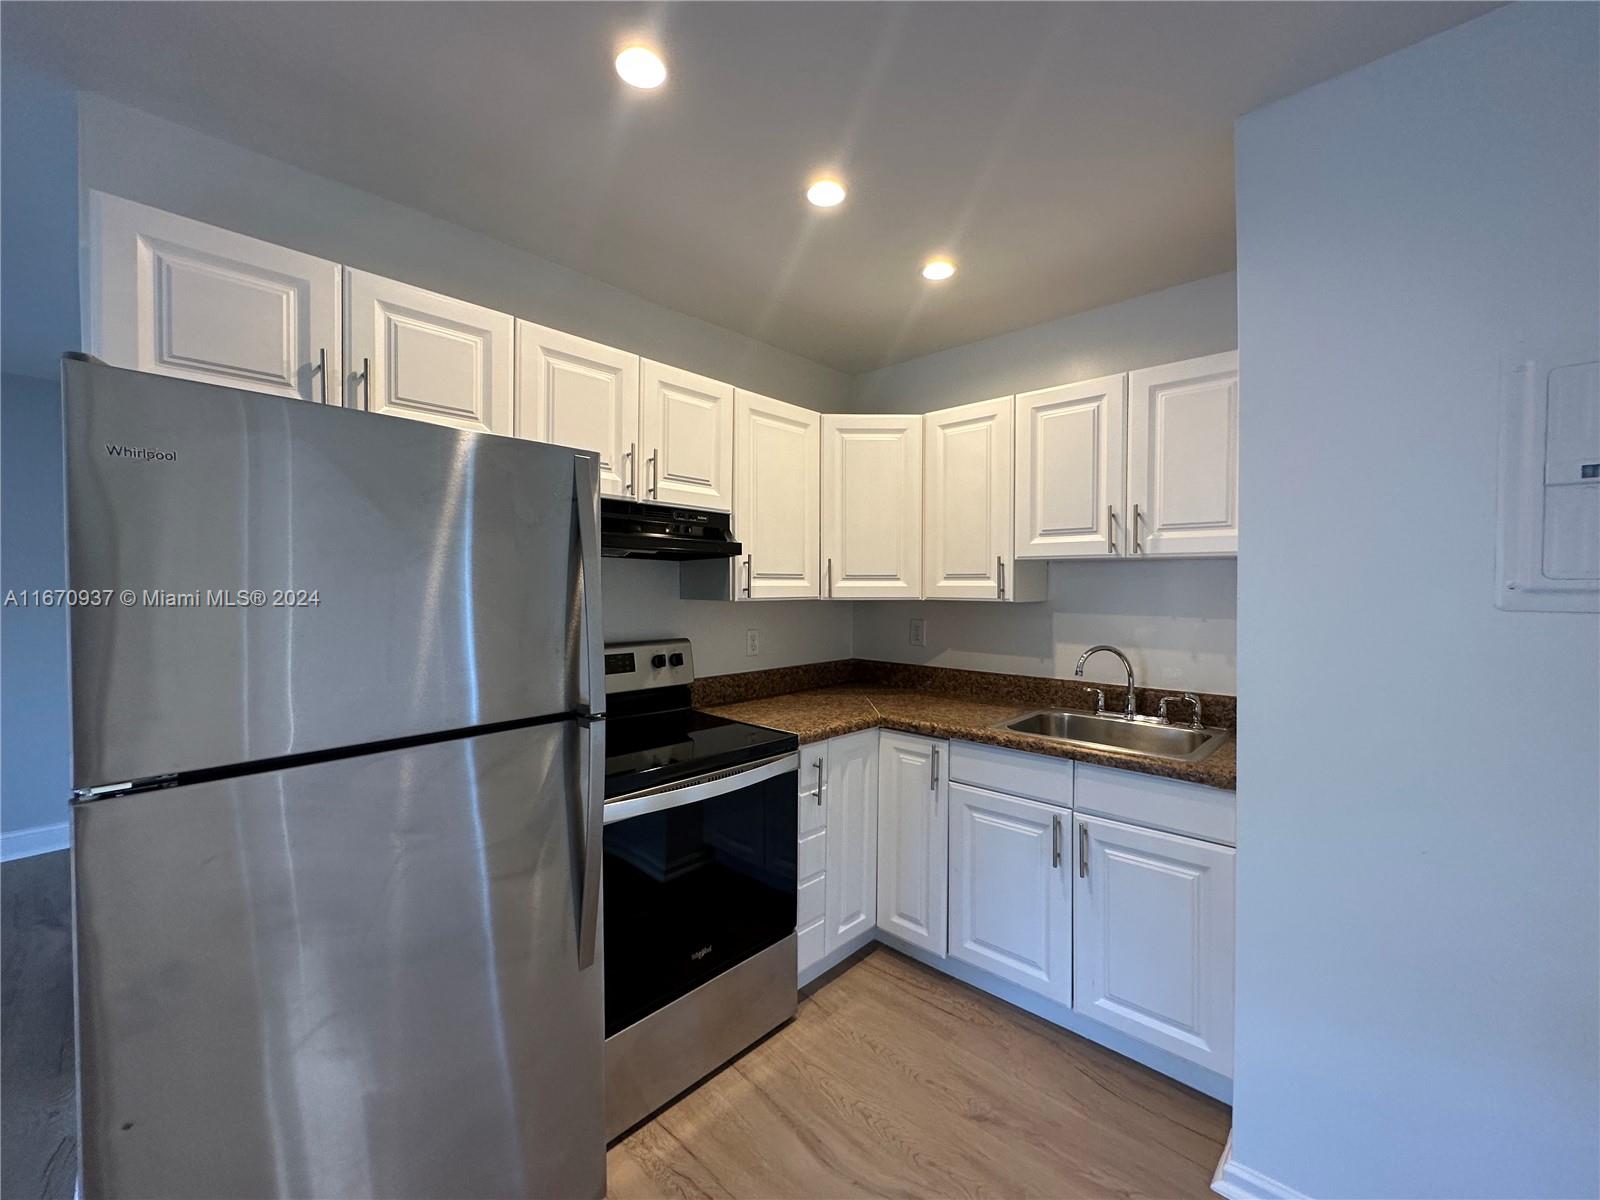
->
[[574, 453, 605, 718], [577, 717, 605, 969]]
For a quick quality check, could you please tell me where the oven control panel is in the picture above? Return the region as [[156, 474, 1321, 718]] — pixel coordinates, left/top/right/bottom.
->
[[603, 639, 695, 694]]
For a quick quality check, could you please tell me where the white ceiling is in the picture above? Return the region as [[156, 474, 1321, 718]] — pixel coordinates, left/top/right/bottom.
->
[[6, 2, 1494, 373]]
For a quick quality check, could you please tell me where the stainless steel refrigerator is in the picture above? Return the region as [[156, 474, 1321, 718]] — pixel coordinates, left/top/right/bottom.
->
[[61, 356, 607, 1199]]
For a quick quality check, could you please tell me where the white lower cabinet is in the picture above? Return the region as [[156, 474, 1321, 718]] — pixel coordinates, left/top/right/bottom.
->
[[1072, 812, 1235, 1074], [875, 732, 948, 956], [824, 730, 878, 951], [949, 782, 1072, 1005]]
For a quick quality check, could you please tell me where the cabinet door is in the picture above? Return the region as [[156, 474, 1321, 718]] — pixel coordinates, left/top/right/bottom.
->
[[640, 361, 734, 511], [1014, 375, 1127, 558], [515, 321, 639, 497], [1126, 352, 1239, 556], [1073, 813, 1234, 1075], [821, 415, 923, 599], [876, 732, 947, 955], [824, 730, 878, 952], [735, 392, 821, 599], [949, 783, 1072, 1005], [924, 396, 1013, 600], [345, 269, 513, 435], [796, 743, 830, 974], [88, 191, 340, 403]]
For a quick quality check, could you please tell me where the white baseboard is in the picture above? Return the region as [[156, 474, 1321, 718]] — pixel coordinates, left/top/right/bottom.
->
[[1212, 1132, 1309, 1200], [1, 821, 70, 861]]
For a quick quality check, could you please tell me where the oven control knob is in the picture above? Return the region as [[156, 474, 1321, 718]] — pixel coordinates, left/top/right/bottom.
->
[[668, 652, 685, 667], [650, 653, 667, 669]]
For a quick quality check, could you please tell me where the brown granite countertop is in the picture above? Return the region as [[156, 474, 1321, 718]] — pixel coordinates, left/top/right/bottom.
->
[[704, 683, 1236, 791]]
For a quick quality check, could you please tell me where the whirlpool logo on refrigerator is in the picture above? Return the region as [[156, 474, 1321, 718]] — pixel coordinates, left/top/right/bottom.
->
[[104, 443, 177, 462]]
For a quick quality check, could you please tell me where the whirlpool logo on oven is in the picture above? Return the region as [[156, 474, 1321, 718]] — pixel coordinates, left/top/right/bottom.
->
[[104, 443, 177, 463], [689, 945, 713, 961]]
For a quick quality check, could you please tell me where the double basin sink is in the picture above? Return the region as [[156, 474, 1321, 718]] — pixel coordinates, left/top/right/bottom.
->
[[998, 709, 1229, 763]]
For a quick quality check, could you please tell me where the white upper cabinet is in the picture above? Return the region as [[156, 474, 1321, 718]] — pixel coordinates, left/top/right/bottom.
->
[[821, 415, 923, 599], [949, 782, 1073, 1006], [515, 321, 639, 497], [88, 191, 341, 404], [1126, 351, 1240, 556], [734, 391, 821, 599], [1073, 812, 1235, 1075], [1014, 374, 1128, 559], [640, 361, 735, 511], [924, 397, 1045, 601], [824, 729, 879, 952], [345, 269, 513, 436], [876, 732, 948, 956]]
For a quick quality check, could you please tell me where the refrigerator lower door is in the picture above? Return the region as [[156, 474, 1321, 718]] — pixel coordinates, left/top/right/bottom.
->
[[73, 720, 606, 1200], [62, 356, 605, 791]]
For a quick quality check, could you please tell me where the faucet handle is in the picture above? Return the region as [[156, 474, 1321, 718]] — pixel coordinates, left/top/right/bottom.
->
[[1088, 688, 1106, 715], [1159, 692, 1204, 729]]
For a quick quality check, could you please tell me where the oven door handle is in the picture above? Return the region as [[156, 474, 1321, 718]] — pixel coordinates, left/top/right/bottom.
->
[[602, 752, 799, 825]]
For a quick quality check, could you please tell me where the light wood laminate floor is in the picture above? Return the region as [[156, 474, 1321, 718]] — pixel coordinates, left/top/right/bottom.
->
[[608, 947, 1230, 1199]]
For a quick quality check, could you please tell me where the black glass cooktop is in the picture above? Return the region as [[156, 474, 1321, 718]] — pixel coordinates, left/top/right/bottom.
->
[[604, 708, 797, 799]]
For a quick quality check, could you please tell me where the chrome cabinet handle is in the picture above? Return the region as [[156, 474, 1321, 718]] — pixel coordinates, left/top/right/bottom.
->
[[930, 746, 940, 791], [814, 757, 825, 805], [1078, 822, 1089, 879], [360, 356, 372, 408], [1131, 503, 1143, 554], [316, 347, 328, 404], [997, 555, 1006, 601], [744, 555, 753, 598], [623, 444, 636, 496], [1107, 504, 1117, 554], [825, 557, 832, 598], [647, 450, 659, 498], [1052, 814, 1062, 868]]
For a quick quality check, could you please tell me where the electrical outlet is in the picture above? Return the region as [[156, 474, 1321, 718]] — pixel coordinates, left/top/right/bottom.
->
[[745, 628, 760, 657], [909, 618, 927, 647]]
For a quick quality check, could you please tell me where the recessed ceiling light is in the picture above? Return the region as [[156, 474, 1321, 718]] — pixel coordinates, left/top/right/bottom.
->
[[806, 178, 847, 208], [922, 257, 956, 281], [615, 46, 667, 90]]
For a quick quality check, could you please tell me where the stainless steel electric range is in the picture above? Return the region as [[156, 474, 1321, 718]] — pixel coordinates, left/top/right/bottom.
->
[[600, 639, 799, 1140]]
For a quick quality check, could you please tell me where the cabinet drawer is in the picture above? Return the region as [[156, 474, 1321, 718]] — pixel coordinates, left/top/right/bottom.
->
[[798, 828, 826, 882], [949, 740, 1072, 808], [798, 874, 826, 927], [1074, 763, 1234, 845], [797, 917, 826, 972], [798, 785, 827, 835]]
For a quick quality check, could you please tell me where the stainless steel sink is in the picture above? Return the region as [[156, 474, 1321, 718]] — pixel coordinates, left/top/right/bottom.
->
[[998, 709, 1228, 763]]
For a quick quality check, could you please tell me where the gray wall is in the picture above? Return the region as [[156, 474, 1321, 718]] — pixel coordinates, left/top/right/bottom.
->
[[76, 95, 853, 411], [847, 272, 1239, 694], [1, 65, 79, 846], [846, 272, 1236, 414], [1231, 5, 1598, 1196]]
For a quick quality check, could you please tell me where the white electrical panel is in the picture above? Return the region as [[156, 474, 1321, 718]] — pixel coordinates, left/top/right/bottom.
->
[[1497, 357, 1600, 612]]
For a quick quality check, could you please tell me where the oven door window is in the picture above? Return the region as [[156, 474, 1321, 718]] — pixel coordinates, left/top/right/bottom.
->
[[603, 769, 798, 1037]]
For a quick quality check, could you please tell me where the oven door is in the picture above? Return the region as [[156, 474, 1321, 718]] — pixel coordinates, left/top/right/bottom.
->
[[602, 753, 798, 1038]]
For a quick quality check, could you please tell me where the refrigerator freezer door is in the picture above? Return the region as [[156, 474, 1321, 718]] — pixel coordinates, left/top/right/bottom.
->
[[73, 720, 606, 1200], [62, 357, 604, 790]]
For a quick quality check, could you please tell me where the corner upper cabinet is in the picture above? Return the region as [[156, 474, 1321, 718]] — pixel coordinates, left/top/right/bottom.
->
[[924, 397, 1045, 601], [734, 391, 820, 599], [87, 191, 341, 403], [344, 269, 513, 435], [1126, 351, 1239, 556], [821, 415, 923, 599], [1014, 374, 1127, 559], [639, 361, 734, 511], [515, 322, 639, 496]]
